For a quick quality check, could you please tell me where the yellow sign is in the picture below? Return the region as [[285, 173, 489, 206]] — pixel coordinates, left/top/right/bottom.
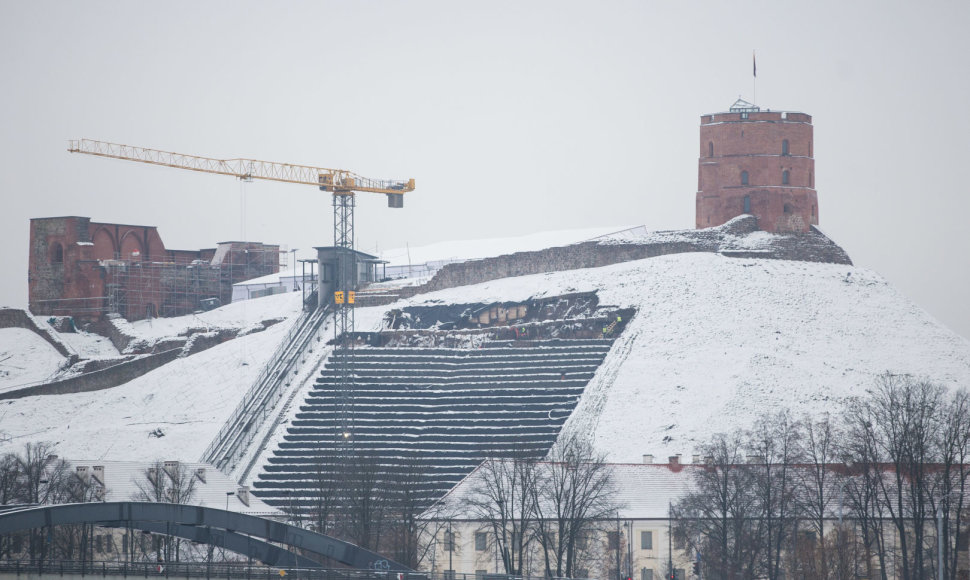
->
[[334, 291, 344, 304], [348, 291, 355, 304], [279, 570, 287, 577]]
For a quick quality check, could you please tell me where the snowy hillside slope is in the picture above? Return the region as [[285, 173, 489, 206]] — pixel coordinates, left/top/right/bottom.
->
[[1, 250, 968, 471], [0, 292, 304, 460], [0, 328, 67, 393], [353, 253, 970, 460]]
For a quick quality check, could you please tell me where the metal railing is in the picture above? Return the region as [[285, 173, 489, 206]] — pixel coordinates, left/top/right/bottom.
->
[[0, 560, 581, 580], [200, 303, 329, 473]]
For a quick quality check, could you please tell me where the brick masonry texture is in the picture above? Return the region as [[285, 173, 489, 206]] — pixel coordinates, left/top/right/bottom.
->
[[696, 110, 818, 233]]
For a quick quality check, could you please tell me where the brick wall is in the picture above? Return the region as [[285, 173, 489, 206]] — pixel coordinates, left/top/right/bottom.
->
[[696, 110, 818, 233]]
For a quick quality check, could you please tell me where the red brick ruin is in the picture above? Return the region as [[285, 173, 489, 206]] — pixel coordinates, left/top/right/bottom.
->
[[28, 216, 279, 322]]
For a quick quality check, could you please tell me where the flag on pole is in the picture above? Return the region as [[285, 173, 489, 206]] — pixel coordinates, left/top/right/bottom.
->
[[753, 50, 757, 78]]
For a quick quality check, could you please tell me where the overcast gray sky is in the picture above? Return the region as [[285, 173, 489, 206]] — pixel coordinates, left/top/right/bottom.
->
[[2, 0, 968, 340]]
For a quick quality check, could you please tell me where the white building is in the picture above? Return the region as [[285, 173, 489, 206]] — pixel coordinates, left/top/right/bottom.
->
[[421, 456, 698, 580]]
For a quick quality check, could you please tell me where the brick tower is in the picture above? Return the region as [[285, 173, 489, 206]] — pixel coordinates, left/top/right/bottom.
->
[[696, 99, 818, 233]]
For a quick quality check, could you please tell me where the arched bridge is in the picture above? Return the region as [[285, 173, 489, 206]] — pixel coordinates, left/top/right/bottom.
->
[[0, 502, 412, 572]]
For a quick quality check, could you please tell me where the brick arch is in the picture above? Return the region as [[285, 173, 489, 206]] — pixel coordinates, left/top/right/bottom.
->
[[91, 227, 118, 260], [119, 231, 145, 260]]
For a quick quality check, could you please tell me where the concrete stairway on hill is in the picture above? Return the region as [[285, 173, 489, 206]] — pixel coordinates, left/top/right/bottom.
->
[[251, 338, 614, 508]]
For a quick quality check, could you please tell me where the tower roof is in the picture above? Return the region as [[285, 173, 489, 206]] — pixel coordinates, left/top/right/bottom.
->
[[729, 97, 760, 113]]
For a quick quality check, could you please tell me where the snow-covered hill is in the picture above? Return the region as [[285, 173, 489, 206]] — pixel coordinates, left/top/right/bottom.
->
[[353, 253, 970, 460], [2, 248, 968, 466]]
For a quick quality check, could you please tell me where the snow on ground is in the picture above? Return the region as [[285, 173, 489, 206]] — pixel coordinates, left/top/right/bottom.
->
[[54, 329, 120, 359], [356, 253, 970, 461], [118, 290, 303, 342], [0, 293, 303, 461], [0, 328, 67, 393], [377, 225, 641, 266], [3, 250, 970, 469]]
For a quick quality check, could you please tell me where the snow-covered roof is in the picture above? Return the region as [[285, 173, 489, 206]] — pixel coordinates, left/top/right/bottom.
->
[[234, 268, 317, 287], [67, 459, 278, 515], [433, 460, 698, 520]]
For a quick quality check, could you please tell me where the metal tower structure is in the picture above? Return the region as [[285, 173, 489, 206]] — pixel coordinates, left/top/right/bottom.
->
[[68, 139, 414, 449]]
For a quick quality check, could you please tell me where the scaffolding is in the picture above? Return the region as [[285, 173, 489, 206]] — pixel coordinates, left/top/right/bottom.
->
[[100, 244, 284, 321]]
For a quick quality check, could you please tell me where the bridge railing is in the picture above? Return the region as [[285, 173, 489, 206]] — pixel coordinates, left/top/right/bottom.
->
[[0, 560, 586, 580]]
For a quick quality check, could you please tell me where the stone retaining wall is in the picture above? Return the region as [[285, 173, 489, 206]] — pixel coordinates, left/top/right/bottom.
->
[[0, 348, 182, 400]]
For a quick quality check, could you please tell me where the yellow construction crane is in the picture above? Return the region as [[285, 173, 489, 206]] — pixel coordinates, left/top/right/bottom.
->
[[69, 138, 414, 449], [67, 138, 414, 202]]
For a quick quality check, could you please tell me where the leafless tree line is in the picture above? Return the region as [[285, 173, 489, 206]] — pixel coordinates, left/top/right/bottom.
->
[[284, 451, 449, 570], [465, 435, 620, 578], [0, 446, 202, 565], [674, 374, 970, 580]]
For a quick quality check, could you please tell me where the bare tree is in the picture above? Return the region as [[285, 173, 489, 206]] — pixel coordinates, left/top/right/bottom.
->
[[132, 461, 197, 563], [747, 411, 802, 580], [468, 455, 539, 574], [531, 434, 618, 578], [794, 413, 846, 579], [674, 431, 763, 580]]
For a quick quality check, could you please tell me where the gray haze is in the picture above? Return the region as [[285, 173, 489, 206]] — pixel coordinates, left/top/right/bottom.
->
[[1, 1, 968, 340]]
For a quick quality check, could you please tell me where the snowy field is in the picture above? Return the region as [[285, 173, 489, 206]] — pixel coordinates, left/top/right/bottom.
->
[[0, 328, 67, 393], [2, 251, 969, 466], [0, 292, 304, 460]]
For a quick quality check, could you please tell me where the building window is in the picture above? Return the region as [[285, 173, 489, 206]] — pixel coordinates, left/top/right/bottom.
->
[[475, 532, 487, 551], [607, 531, 620, 550], [812, 204, 816, 218], [741, 170, 749, 186], [784, 203, 793, 214], [743, 195, 751, 213], [641, 531, 653, 550], [782, 139, 790, 156], [95, 535, 103, 553], [809, 171, 814, 187], [708, 142, 714, 157], [809, 141, 812, 157], [641, 569, 653, 580], [782, 170, 790, 185], [104, 535, 113, 552], [51, 243, 64, 263], [443, 530, 455, 552]]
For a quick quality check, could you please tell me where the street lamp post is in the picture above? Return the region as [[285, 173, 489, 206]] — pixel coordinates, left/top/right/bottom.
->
[[223, 492, 234, 566]]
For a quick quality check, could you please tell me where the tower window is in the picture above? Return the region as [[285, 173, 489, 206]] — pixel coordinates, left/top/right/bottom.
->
[[708, 142, 714, 157], [743, 195, 751, 213], [809, 142, 813, 157], [51, 243, 64, 263], [784, 203, 793, 214], [782, 170, 790, 185], [741, 171, 749, 186], [809, 172, 814, 187], [782, 139, 790, 156]]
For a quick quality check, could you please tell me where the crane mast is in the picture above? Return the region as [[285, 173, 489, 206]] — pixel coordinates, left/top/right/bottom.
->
[[68, 139, 414, 454]]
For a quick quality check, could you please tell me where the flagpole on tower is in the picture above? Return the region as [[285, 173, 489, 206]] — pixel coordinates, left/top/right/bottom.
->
[[752, 50, 757, 106]]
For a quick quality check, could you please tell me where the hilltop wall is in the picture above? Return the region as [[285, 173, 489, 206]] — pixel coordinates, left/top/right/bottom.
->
[[358, 217, 852, 307]]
